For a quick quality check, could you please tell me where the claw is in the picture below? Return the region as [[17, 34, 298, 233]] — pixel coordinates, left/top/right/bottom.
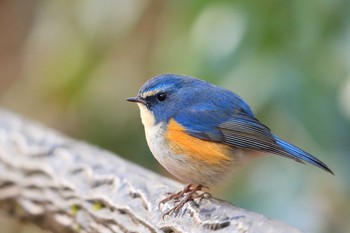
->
[[195, 192, 212, 202]]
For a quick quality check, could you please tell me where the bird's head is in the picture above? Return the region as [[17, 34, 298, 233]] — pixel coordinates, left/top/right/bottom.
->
[[127, 74, 207, 127]]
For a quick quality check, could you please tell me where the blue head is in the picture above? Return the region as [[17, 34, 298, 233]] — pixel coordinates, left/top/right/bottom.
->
[[127, 74, 254, 126]]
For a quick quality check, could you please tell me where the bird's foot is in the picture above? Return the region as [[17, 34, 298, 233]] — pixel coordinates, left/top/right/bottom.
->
[[160, 184, 210, 219], [158, 183, 193, 209]]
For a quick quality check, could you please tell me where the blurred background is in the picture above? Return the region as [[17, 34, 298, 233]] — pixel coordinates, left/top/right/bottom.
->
[[0, 0, 349, 232]]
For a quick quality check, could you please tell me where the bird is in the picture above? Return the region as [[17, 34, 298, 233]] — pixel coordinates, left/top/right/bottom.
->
[[126, 74, 333, 218]]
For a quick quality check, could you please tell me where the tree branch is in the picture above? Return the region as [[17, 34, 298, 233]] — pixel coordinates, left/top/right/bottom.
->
[[0, 109, 300, 233]]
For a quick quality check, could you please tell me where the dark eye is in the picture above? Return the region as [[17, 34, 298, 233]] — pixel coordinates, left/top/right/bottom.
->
[[156, 93, 167, 101]]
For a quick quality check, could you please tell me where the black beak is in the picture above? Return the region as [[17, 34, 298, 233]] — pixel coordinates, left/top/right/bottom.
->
[[126, 96, 146, 104]]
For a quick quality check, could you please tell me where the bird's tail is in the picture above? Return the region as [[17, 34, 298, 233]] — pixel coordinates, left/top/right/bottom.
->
[[273, 135, 334, 174]]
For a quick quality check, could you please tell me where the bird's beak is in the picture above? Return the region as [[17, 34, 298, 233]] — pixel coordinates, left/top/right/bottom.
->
[[126, 96, 146, 105]]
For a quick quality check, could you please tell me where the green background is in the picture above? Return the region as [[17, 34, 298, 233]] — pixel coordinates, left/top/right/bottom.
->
[[0, 1, 349, 232]]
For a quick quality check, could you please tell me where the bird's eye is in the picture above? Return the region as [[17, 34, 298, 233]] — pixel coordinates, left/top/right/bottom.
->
[[156, 93, 167, 101]]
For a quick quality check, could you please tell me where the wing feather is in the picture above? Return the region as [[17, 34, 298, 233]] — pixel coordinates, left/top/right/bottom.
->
[[175, 106, 303, 163], [218, 115, 304, 162]]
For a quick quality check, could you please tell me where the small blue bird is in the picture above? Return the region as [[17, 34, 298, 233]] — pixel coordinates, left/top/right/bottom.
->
[[127, 74, 333, 217]]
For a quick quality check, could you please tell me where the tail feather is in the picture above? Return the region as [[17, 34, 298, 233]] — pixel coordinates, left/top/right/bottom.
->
[[274, 136, 334, 175]]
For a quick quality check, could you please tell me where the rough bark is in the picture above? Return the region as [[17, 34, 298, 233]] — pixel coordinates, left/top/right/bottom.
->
[[0, 109, 301, 233]]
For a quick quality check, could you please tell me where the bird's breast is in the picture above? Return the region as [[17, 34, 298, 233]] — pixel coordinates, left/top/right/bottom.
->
[[137, 103, 173, 168], [165, 119, 233, 165], [137, 106, 255, 186]]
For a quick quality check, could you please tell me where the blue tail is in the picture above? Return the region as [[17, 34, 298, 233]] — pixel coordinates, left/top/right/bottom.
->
[[274, 136, 334, 174]]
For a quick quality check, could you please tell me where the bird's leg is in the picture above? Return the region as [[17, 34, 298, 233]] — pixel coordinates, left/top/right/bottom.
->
[[158, 183, 193, 209], [161, 184, 205, 219]]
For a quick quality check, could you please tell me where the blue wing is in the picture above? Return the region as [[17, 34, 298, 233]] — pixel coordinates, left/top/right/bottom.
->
[[174, 96, 333, 174]]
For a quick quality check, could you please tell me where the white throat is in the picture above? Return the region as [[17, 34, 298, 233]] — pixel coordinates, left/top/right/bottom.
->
[[137, 103, 156, 128]]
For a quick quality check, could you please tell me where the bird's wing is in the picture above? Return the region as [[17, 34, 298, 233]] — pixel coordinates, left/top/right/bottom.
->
[[172, 88, 333, 174], [173, 106, 304, 163]]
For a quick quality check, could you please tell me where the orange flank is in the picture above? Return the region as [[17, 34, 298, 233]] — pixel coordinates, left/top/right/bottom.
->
[[165, 119, 232, 165]]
